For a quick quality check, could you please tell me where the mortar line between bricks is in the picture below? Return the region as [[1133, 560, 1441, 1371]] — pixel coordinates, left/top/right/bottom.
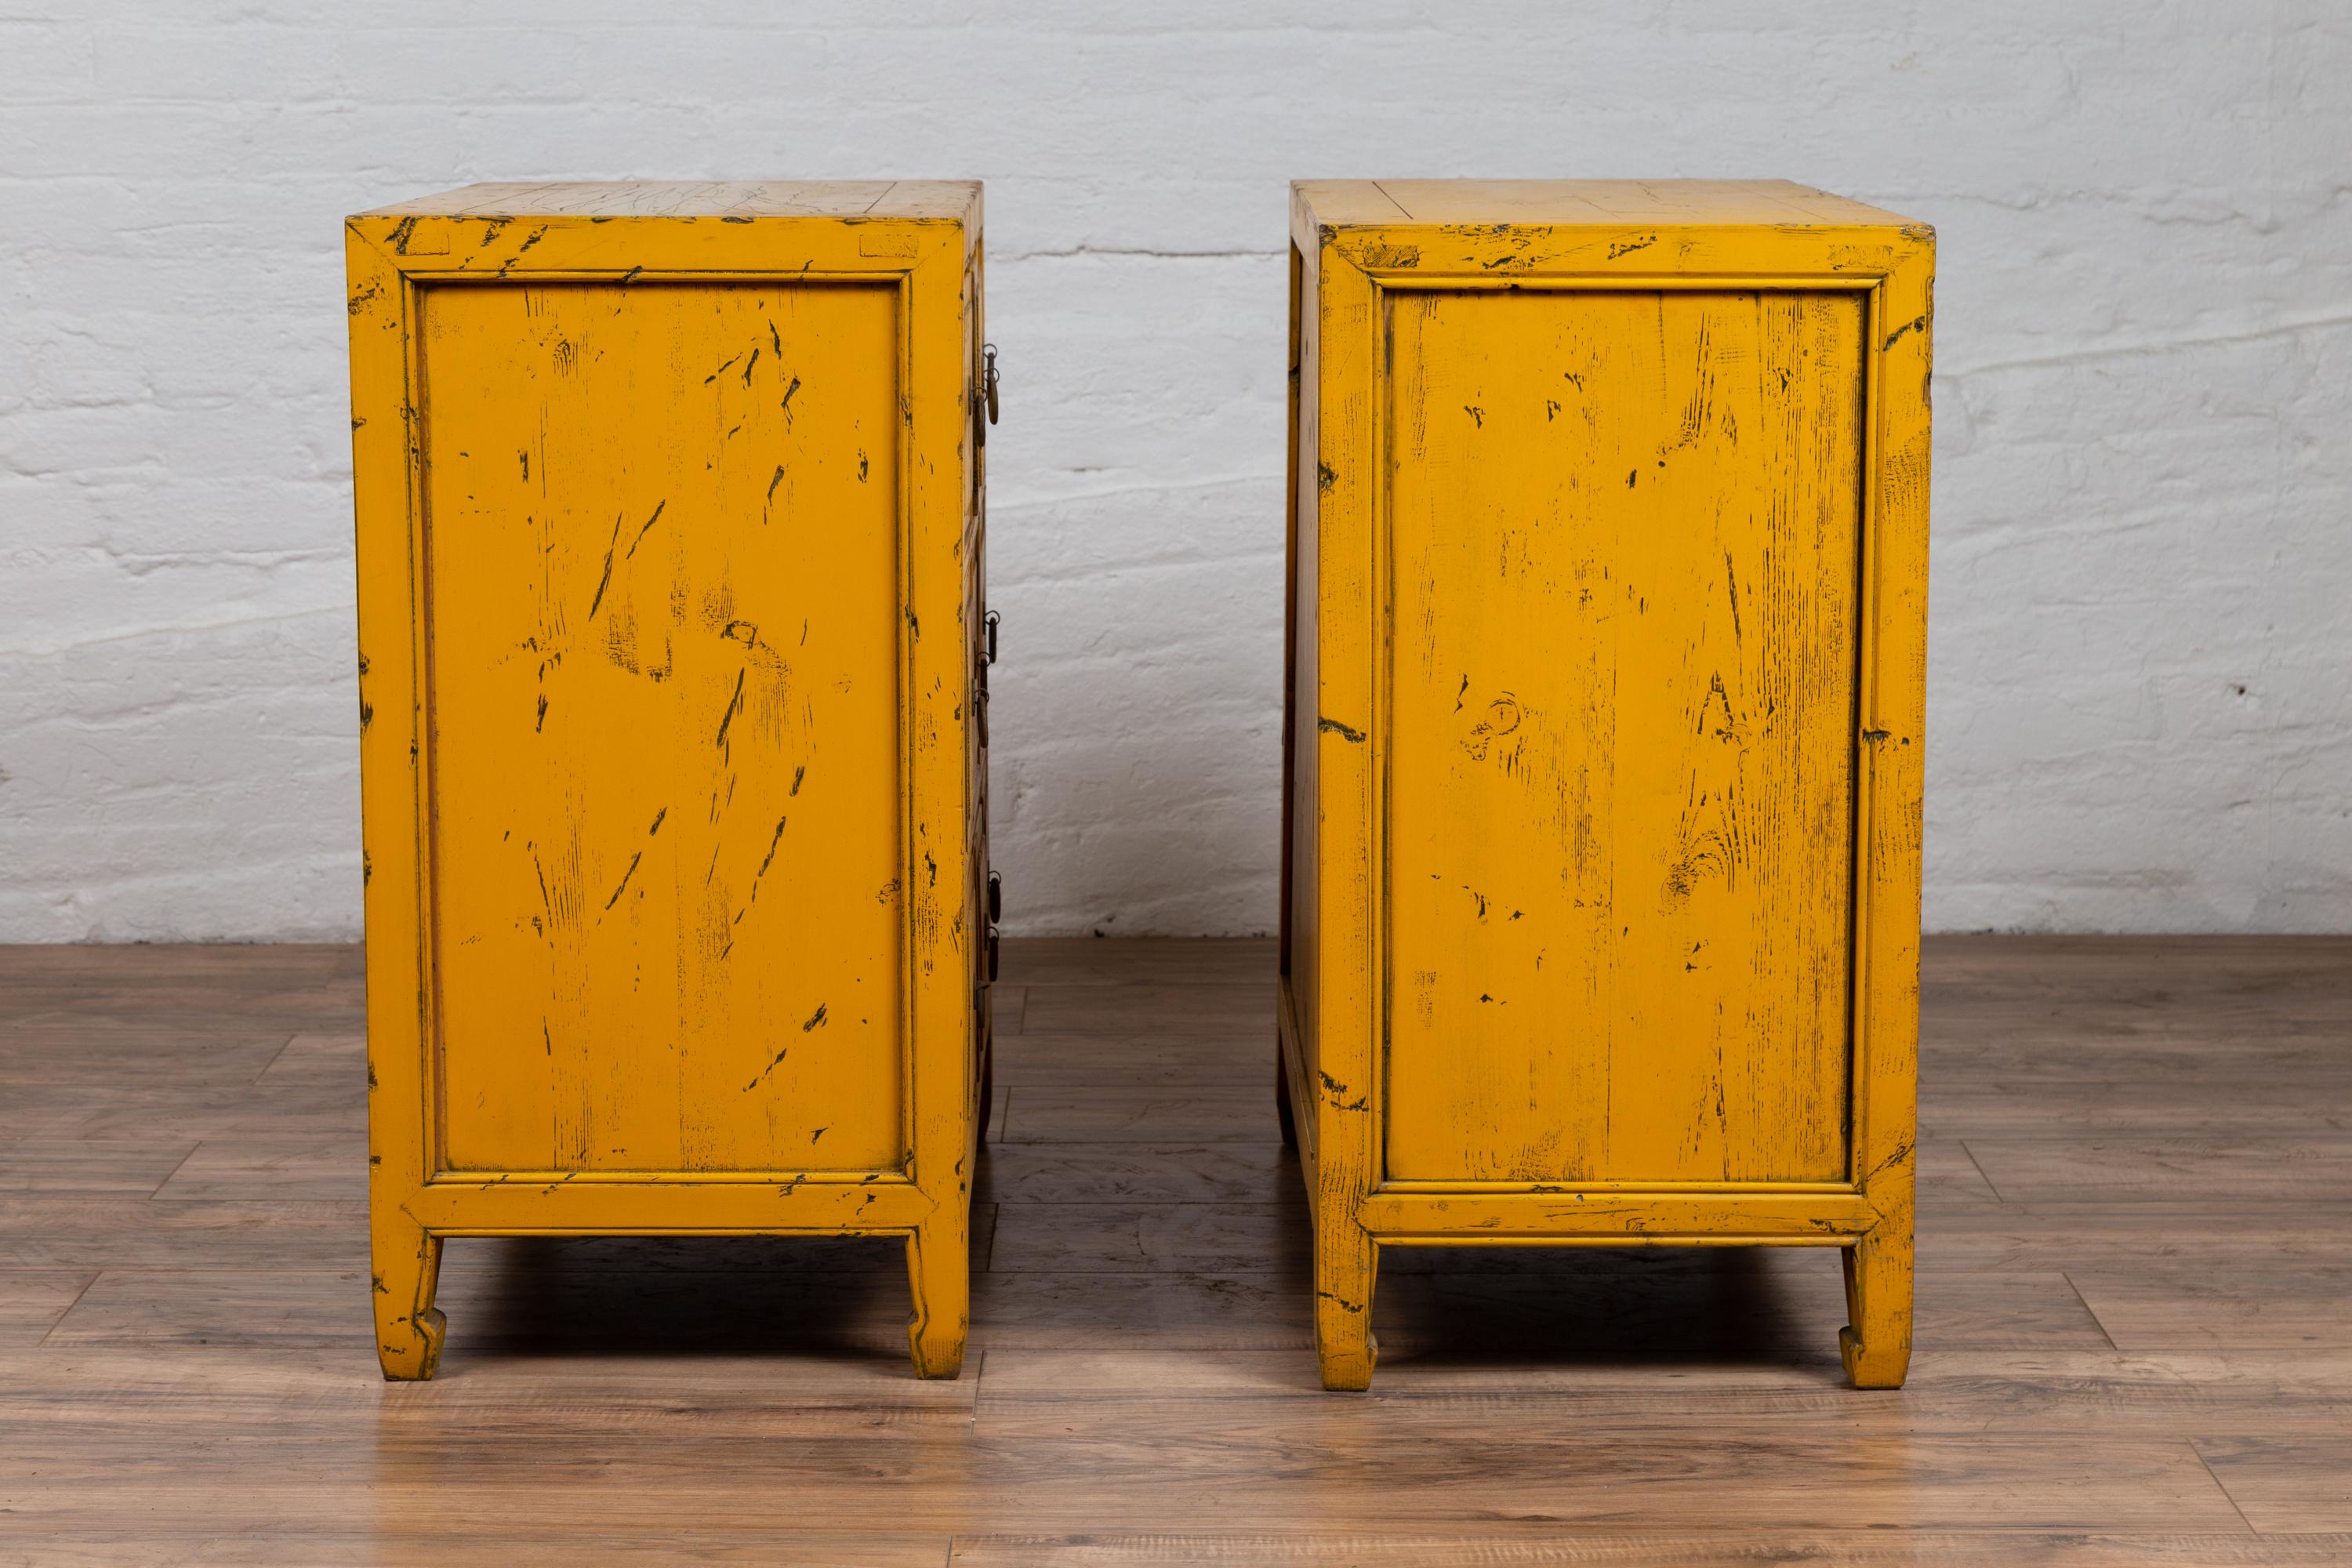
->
[[989, 473, 1284, 510], [1, 601, 354, 660], [1001, 247, 1282, 261], [1944, 310, 2352, 378]]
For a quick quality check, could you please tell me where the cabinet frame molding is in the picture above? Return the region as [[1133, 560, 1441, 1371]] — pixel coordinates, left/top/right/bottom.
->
[[347, 193, 986, 1380], [1280, 183, 1933, 1389]]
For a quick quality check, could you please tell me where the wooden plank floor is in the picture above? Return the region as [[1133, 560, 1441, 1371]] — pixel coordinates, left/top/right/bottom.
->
[[1, 936, 2348, 1565]]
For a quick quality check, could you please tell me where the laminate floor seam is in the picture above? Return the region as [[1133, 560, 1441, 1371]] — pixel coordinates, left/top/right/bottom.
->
[[2192, 1439, 2264, 1534], [2062, 1269, 2123, 1350]]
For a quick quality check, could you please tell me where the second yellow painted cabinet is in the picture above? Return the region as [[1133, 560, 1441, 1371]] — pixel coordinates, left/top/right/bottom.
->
[[348, 182, 993, 1380], [1279, 181, 1933, 1389]]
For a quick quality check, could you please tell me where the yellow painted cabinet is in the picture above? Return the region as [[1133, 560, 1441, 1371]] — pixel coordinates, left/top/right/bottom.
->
[[1279, 181, 1933, 1389], [347, 182, 992, 1379]]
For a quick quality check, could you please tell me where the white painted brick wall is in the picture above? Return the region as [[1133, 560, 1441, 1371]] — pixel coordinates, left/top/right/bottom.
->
[[3, 2, 2347, 940]]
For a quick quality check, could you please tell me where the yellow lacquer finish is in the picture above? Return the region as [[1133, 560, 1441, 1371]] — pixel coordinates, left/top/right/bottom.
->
[[1279, 180, 1932, 1390], [347, 182, 990, 1380]]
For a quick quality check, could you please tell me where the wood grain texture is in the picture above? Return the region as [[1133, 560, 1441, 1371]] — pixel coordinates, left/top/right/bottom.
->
[[2067, 1265, 2352, 1348], [2194, 1436, 2352, 1533], [151, 1136, 361, 1200], [1292, 178, 1922, 229], [1963, 1138, 2352, 1203], [361, 180, 979, 220], [996, 1088, 1276, 1144], [0, 934, 2345, 1559], [951, 1533, 2352, 1566], [0, 1271, 94, 1347], [0, 1142, 194, 1196]]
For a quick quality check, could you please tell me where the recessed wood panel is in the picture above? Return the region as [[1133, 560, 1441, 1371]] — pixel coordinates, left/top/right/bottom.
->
[[1382, 286, 1866, 1185], [418, 280, 903, 1175]]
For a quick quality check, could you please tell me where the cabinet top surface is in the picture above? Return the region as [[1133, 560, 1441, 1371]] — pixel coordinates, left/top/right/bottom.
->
[[355, 180, 980, 222], [1294, 180, 1921, 230]]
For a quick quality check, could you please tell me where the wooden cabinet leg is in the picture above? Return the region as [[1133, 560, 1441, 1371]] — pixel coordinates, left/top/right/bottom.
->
[[1314, 1225, 1378, 1391], [372, 1218, 445, 1381], [1838, 1226, 1914, 1388], [905, 1217, 970, 1380]]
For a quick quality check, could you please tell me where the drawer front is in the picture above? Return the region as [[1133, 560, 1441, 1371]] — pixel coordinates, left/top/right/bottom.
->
[[1381, 285, 1866, 1185], [417, 278, 906, 1176]]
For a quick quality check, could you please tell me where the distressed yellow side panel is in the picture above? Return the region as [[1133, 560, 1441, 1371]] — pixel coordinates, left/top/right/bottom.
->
[[1286, 239, 1323, 1131], [1384, 288, 1864, 1185], [420, 280, 903, 1175]]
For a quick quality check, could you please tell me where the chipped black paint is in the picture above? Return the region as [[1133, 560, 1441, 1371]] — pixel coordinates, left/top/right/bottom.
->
[[585, 512, 624, 620], [1318, 717, 1367, 743], [625, 499, 666, 559], [714, 670, 746, 751], [601, 851, 643, 912]]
